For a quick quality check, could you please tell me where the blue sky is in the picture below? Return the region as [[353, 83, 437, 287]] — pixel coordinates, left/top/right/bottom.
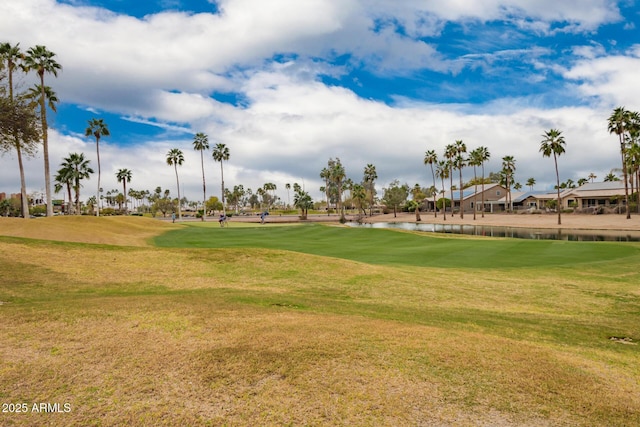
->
[[1, 0, 640, 203]]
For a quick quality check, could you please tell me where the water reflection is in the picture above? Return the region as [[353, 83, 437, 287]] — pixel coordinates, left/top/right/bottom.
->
[[345, 222, 640, 242]]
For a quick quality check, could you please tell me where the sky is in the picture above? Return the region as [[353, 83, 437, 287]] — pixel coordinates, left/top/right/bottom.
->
[[1, 0, 640, 205]]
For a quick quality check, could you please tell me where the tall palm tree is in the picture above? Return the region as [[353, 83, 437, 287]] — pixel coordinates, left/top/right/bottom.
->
[[540, 129, 566, 225], [285, 183, 291, 209], [423, 150, 438, 218], [166, 148, 185, 220], [444, 144, 456, 215], [0, 42, 30, 218], [192, 132, 209, 221], [116, 168, 133, 214], [23, 45, 62, 217], [363, 163, 377, 217], [501, 155, 516, 212], [477, 146, 490, 218], [588, 172, 597, 183], [468, 147, 482, 220], [320, 167, 331, 215], [85, 118, 110, 216], [453, 140, 467, 218], [212, 143, 230, 214], [330, 158, 346, 221], [608, 107, 632, 219], [435, 160, 449, 221]]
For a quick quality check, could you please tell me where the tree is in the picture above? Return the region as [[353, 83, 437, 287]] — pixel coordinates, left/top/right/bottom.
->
[[85, 118, 110, 216], [328, 158, 346, 221], [453, 140, 467, 218], [423, 150, 438, 218], [285, 183, 291, 209], [526, 177, 536, 191], [501, 155, 516, 212], [351, 183, 367, 217], [588, 172, 597, 183], [476, 146, 490, 218], [1, 42, 36, 218], [192, 132, 209, 221], [410, 183, 426, 221], [212, 143, 230, 214], [166, 148, 184, 220], [604, 172, 621, 182], [320, 167, 331, 215], [60, 153, 93, 214], [293, 184, 313, 219], [468, 147, 483, 220], [23, 45, 61, 217], [435, 160, 449, 220], [54, 161, 73, 214], [382, 180, 409, 218], [608, 107, 633, 219], [363, 163, 377, 217], [540, 129, 566, 224], [116, 168, 132, 214], [444, 144, 456, 215]]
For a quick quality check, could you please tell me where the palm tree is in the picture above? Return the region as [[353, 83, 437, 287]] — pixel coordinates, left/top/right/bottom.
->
[[85, 118, 110, 216], [608, 107, 632, 219], [54, 162, 74, 214], [588, 172, 597, 183], [23, 45, 62, 217], [444, 144, 456, 215], [526, 177, 536, 191], [423, 150, 438, 218], [453, 140, 467, 218], [501, 155, 516, 212], [166, 148, 185, 220], [192, 132, 209, 221], [116, 168, 133, 214], [540, 129, 566, 225], [330, 158, 346, 221], [363, 163, 377, 217], [320, 167, 331, 215], [61, 152, 93, 214], [0, 42, 30, 218], [285, 183, 291, 209], [212, 143, 230, 214], [476, 146, 490, 218], [604, 172, 621, 182], [468, 148, 483, 220], [435, 160, 449, 220]]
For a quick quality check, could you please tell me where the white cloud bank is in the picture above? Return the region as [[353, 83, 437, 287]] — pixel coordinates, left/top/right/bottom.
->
[[1, 0, 637, 203]]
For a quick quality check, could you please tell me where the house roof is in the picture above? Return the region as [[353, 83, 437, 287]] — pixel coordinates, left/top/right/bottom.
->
[[443, 183, 505, 201]]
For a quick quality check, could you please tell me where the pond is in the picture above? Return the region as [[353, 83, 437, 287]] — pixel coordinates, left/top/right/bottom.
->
[[345, 222, 640, 242]]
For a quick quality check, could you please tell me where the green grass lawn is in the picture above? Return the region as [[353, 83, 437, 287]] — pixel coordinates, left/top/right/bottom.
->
[[155, 222, 640, 269], [1, 217, 640, 426]]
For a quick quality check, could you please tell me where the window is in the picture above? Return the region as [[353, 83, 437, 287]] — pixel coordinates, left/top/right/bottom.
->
[[496, 191, 501, 196]]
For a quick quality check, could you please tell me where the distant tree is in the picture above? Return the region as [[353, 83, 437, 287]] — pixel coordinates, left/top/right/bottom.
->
[[166, 148, 184, 220], [526, 177, 536, 191], [540, 128, 566, 225], [212, 143, 230, 214], [23, 45, 62, 217], [452, 140, 467, 218], [285, 183, 291, 209], [577, 178, 588, 187], [382, 180, 409, 218], [54, 161, 73, 214], [192, 132, 209, 221], [476, 146, 490, 218], [115, 168, 132, 213], [60, 152, 93, 214], [444, 144, 456, 214], [423, 150, 438, 218], [588, 172, 597, 183], [604, 172, 621, 182], [435, 160, 449, 220], [363, 163, 377, 217], [501, 155, 516, 212], [293, 183, 313, 219], [85, 118, 110, 216], [608, 107, 637, 219]]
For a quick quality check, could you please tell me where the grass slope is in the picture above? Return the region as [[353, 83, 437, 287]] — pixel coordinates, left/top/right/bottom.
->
[[1, 217, 639, 426]]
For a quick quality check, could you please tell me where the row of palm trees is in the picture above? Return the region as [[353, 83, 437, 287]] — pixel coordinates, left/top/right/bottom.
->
[[167, 136, 230, 220], [1, 42, 61, 218]]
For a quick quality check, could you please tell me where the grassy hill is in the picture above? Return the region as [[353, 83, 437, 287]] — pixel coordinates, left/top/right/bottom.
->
[[1, 217, 639, 426]]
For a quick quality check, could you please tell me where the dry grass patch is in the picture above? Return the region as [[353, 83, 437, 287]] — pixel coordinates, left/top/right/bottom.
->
[[0, 216, 178, 246]]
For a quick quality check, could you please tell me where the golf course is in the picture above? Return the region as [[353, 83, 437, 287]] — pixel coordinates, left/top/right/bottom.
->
[[1, 216, 639, 426]]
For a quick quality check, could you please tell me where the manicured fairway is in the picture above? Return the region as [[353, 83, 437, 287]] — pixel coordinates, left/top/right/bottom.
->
[[154, 222, 639, 268]]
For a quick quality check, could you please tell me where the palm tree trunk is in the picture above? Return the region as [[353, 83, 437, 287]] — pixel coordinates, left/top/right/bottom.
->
[[620, 138, 631, 219], [16, 144, 30, 218], [200, 151, 206, 221], [481, 163, 486, 218], [96, 138, 101, 217], [220, 163, 225, 216], [459, 167, 464, 219], [554, 154, 561, 225], [39, 78, 53, 217], [175, 164, 181, 220]]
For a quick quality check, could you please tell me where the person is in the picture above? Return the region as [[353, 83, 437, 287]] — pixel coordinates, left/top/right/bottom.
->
[[219, 213, 227, 227], [171, 212, 176, 223]]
